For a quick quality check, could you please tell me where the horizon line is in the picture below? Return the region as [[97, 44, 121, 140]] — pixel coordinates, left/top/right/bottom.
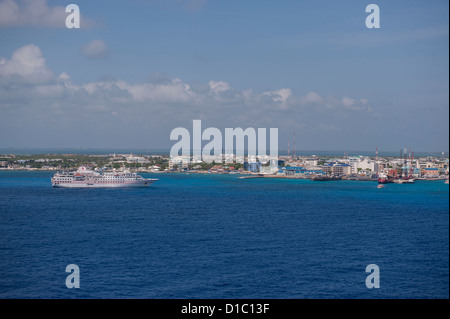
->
[[0, 147, 448, 155]]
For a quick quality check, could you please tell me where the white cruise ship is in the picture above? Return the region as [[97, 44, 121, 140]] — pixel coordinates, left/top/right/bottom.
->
[[51, 166, 158, 188]]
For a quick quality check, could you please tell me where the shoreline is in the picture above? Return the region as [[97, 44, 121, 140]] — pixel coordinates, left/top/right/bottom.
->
[[1, 168, 448, 182]]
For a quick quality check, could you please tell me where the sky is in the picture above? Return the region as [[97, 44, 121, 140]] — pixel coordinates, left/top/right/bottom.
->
[[0, 0, 448, 152]]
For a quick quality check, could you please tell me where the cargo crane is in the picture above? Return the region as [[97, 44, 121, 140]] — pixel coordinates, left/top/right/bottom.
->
[[394, 147, 415, 183]]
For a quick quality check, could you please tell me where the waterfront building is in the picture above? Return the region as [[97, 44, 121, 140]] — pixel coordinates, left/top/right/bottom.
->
[[302, 159, 319, 167], [304, 169, 326, 176], [419, 161, 437, 169], [412, 168, 422, 178], [348, 156, 377, 174], [438, 162, 449, 173], [150, 165, 161, 171], [422, 167, 439, 177], [169, 156, 189, 170], [224, 153, 235, 164], [278, 166, 305, 175], [321, 162, 351, 176], [332, 164, 351, 176], [244, 161, 262, 173], [210, 165, 224, 173], [126, 156, 149, 164]]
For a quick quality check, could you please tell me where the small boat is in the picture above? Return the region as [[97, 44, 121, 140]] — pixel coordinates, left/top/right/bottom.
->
[[377, 184, 384, 189], [445, 179, 449, 184]]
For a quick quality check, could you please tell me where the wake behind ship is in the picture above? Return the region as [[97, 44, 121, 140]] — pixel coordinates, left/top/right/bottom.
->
[[51, 166, 158, 188]]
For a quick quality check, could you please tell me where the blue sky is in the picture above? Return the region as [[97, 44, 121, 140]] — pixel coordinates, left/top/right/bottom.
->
[[0, 0, 448, 152]]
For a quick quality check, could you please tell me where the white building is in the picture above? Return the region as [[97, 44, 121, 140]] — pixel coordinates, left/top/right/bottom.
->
[[169, 156, 189, 170], [302, 159, 319, 168], [321, 162, 352, 176], [348, 156, 377, 174], [126, 156, 149, 164]]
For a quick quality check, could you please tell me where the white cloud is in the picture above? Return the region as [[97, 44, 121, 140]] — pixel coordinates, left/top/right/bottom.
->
[[0, 0, 20, 27], [209, 80, 230, 94], [0, 0, 68, 28], [341, 96, 369, 111], [81, 40, 109, 59], [57, 72, 70, 82], [0, 44, 54, 84], [341, 97, 355, 107], [262, 88, 292, 110], [0, 44, 378, 148], [115, 79, 195, 103], [0, 0, 95, 28], [303, 91, 322, 104]]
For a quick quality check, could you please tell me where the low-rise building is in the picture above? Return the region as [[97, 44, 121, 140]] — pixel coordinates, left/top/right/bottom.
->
[[126, 156, 149, 164], [348, 156, 377, 174], [169, 157, 189, 170], [422, 168, 439, 177], [321, 162, 351, 176], [332, 164, 351, 176], [278, 166, 305, 175], [244, 161, 262, 173]]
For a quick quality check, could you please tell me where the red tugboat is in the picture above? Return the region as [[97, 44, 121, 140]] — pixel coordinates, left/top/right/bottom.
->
[[377, 174, 393, 184]]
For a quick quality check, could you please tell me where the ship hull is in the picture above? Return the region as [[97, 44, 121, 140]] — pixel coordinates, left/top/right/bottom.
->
[[52, 166, 158, 188], [52, 179, 157, 188], [377, 178, 392, 184], [312, 176, 341, 181]]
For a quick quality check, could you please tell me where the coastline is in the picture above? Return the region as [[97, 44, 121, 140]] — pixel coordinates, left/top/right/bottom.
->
[[1, 151, 448, 182], [1, 168, 448, 183]]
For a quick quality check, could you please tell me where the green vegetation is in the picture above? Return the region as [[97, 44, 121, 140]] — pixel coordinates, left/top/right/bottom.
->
[[233, 163, 243, 170], [0, 154, 169, 170]]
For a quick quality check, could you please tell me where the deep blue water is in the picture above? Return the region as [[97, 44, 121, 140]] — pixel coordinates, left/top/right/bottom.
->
[[0, 171, 448, 299]]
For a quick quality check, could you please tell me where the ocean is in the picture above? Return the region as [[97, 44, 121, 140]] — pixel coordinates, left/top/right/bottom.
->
[[0, 171, 448, 298]]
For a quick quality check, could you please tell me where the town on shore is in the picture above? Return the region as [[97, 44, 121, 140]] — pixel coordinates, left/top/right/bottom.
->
[[0, 151, 448, 181]]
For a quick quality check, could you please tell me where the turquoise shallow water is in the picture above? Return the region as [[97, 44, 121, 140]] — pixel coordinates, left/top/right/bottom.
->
[[0, 171, 448, 298]]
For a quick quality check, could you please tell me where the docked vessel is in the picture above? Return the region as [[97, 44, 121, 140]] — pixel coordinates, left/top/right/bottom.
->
[[51, 166, 158, 188], [393, 177, 415, 184], [312, 175, 341, 181], [377, 174, 393, 184]]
